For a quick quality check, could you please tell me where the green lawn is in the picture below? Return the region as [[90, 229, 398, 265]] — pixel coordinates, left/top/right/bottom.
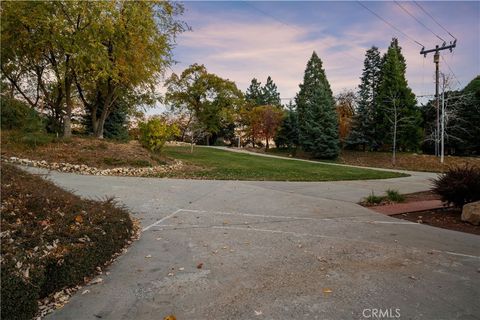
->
[[163, 146, 408, 181]]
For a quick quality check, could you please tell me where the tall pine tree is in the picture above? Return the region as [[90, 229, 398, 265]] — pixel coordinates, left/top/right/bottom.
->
[[296, 51, 339, 158], [245, 78, 264, 106], [376, 38, 421, 151], [262, 76, 281, 106], [347, 46, 382, 151]]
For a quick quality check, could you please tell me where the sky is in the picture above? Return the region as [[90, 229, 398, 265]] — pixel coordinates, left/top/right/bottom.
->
[[153, 1, 479, 113]]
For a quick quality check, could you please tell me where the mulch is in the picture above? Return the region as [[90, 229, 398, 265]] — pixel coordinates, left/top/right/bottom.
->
[[364, 191, 479, 236]]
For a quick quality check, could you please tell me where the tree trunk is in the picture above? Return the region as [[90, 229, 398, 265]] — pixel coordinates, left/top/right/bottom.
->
[[63, 80, 72, 138], [265, 137, 270, 151], [94, 111, 108, 139], [392, 115, 397, 166]]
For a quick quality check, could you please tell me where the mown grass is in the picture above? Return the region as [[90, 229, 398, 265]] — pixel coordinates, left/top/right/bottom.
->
[[163, 146, 408, 181]]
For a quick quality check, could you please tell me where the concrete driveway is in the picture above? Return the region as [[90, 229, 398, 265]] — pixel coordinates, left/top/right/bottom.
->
[[22, 166, 479, 320]]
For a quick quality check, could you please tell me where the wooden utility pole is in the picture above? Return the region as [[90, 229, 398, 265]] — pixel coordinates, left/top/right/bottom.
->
[[420, 40, 456, 157]]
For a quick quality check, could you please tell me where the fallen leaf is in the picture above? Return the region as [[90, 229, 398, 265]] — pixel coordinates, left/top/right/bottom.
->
[[90, 278, 103, 285], [254, 310, 263, 316], [323, 288, 333, 293], [145, 254, 152, 258], [179, 267, 185, 271], [168, 272, 174, 276], [409, 275, 417, 280], [197, 262, 203, 269], [82, 290, 90, 295], [75, 215, 83, 223], [164, 315, 176, 320]]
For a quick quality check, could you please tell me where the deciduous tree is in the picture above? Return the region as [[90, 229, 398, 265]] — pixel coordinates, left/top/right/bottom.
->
[[165, 64, 244, 145]]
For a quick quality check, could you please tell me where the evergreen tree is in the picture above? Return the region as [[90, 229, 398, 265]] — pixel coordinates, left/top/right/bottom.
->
[[296, 51, 339, 158], [347, 46, 382, 151], [453, 75, 480, 154], [274, 101, 299, 150], [376, 38, 421, 151], [262, 76, 281, 106], [245, 78, 264, 106], [83, 95, 130, 141]]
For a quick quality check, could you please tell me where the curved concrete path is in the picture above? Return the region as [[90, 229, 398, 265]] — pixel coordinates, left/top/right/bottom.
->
[[20, 166, 479, 320]]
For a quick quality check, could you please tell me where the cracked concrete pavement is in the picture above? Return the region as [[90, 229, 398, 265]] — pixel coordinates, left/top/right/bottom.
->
[[20, 166, 479, 320]]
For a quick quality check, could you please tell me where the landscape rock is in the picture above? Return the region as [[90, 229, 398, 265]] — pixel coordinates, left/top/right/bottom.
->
[[3, 156, 183, 177], [461, 201, 480, 225]]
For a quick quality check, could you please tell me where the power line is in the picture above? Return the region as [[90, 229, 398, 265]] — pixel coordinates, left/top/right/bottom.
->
[[243, 1, 303, 32], [357, 1, 424, 48], [243, 1, 363, 63], [413, 1, 457, 40], [441, 54, 462, 88], [394, 1, 445, 43]]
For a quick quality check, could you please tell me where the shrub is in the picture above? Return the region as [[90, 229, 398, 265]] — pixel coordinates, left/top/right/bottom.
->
[[385, 189, 405, 203], [139, 117, 179, 153], [1, 96, 45, 133], [1, 96, 53, 149], [432, 164, 480, 207], [364, 191, 384, 205], [1, 163, 134, 319]]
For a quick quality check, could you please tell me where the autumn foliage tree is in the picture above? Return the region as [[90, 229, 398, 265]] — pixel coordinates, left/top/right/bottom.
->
[[1, 1, 186, 138], [245, 105, 284, 150], [165, 64, 244, 145], [335, 90, 356, 147]]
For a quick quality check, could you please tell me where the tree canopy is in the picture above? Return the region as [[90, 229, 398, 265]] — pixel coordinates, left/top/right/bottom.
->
[[1, 1, 186, 138], [165, 64, 244, 145]]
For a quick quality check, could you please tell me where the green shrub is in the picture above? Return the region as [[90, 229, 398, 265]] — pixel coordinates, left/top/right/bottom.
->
[[139, 117, 179, 153], [433, 165, 480, 207], [1, 96, 45, 133], [385, 189, 405, 203], [1, 164, 134, 319], [364, 191, 384, 205], [0, 262, 42, 320]]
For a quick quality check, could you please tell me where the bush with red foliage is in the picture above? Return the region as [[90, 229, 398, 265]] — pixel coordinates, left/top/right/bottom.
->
[[432, 164, 480, 208]]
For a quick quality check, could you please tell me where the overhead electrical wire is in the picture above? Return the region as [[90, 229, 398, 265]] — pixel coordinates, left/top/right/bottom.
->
[[394, 1, 445, 43], [243, 1, 363, 63], [357, 1, 425, 48], [413, 1, 457, 40], [441, 54, 462, 88]]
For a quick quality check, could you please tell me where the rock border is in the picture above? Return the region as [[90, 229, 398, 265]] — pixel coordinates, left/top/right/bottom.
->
[[3, 156, 183, 177]]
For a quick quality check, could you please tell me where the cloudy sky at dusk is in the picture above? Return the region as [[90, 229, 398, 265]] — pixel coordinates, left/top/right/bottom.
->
[[156, 1, 479, 111]]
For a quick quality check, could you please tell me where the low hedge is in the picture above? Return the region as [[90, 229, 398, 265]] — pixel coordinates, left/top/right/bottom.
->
[[0, 163, 135, 320]]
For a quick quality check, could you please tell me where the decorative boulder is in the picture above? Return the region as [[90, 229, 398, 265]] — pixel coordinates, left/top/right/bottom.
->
[[461, 201, 480, 225]]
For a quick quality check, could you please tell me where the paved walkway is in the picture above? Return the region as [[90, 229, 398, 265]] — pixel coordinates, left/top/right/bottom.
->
[[19, 166, 479, 320]]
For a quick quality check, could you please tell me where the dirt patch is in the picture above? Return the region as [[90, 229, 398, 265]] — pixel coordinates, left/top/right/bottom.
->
[[392, 208, 480, 236], [1, 131, 171, 169], [267, 148, 480, 173], [338, 151, 480, 173]]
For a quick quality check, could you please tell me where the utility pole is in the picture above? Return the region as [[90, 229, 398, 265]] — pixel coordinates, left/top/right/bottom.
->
[[420, 40, 456, 157], [440, 74, 445, 164]]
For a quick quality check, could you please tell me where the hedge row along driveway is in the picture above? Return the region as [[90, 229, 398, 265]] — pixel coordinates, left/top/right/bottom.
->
[[0, 164, 136, 320]]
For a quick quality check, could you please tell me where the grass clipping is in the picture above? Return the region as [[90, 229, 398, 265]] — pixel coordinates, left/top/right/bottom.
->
[[0, 163, 139, 320]]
